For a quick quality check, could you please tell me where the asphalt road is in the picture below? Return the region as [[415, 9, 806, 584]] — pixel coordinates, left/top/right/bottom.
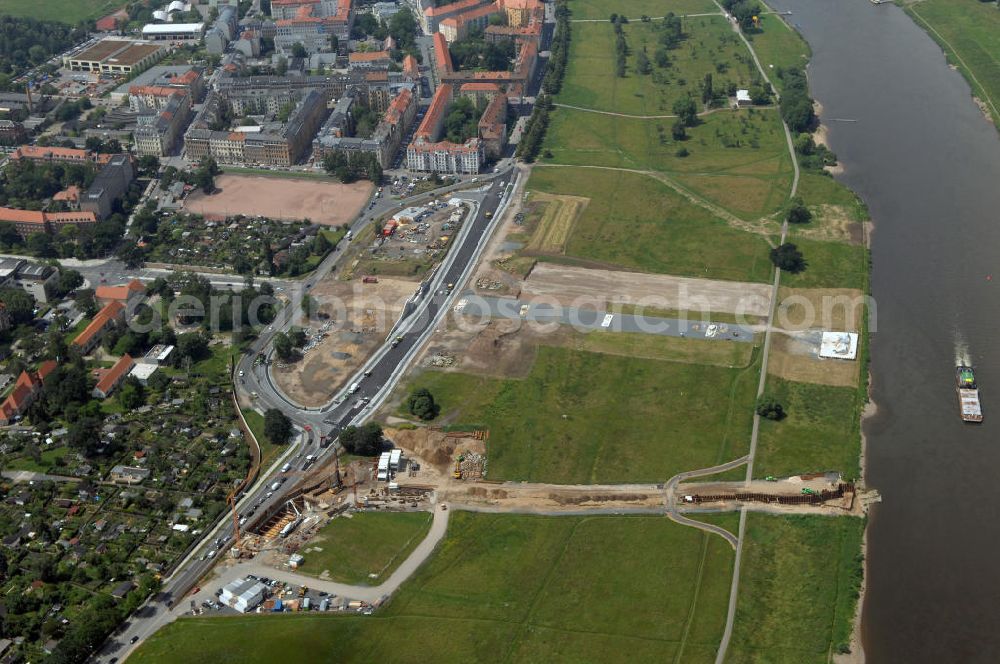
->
[[96, 166, 519, 663]]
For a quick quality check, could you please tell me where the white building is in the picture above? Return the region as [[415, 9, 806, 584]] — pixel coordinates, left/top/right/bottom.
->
[[129, 363, 159, 385], [142, 23, 206, 41], [220, 577, 268, 613]]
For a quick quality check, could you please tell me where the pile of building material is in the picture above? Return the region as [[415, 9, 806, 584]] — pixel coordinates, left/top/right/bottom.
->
[[455, 451, 487, 480], [430, 354, 455, 367]]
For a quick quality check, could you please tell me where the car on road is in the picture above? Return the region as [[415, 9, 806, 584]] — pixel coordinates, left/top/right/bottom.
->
[[130, 636, 139, 644], [238, 370, 244, 377]]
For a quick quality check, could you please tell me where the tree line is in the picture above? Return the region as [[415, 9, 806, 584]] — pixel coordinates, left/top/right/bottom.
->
[[611, 15, 628, 78], [518, 0, 570, 161]]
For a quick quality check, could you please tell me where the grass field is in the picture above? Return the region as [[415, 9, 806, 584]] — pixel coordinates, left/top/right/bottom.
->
[[543, 107, 794, 220], [778, 237, 868, 290], [558, 17, 756, 116], [134, 512, 735, 663], [744, 14, 810, 92], [729, 514, 864, 662], [296, 512, 433, 585], [0, 0, 120, 23], [558, 328, 757, 368], [527, 167, 775, 282], [407, 344, 759, 484], [569, 0, 718, 21], [753, 377, 863, 480], [241, 410, 282, 470], [905, 0, 1000, 129]]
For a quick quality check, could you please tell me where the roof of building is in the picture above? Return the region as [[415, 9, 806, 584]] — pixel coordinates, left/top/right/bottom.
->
[[478, 92, 506, 136], [53, 186, 82, 203], [416, 83, 453, 141], [403, 54, 419, 78], [425, 0, 491, 18], [72, 301, 125, 349], [96, 354, 135, 395], [95, 279, 145, 303], [384, 87, 414, 126], [129, 363, 159, 380], [349, 50, 391, 63], [433, 32, 453, 73], [105, 42, 164, 65], [460, 82, 501, 93], [70, 39, 131, 63], [0, 362, 56, 421], [0, 207, 46, 225], [141, 23, 204, 35], [12, 145, 93, 161]]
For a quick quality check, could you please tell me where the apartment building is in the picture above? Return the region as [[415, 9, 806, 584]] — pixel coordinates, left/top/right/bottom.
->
[[133, 91, 193, 156], [313, 85, 416, 168]]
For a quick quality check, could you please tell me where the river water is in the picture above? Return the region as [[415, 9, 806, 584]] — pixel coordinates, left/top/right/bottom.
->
[[762, 0, 1000, 660]]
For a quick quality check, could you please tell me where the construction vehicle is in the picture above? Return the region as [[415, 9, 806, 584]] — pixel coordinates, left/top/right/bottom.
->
[[801, 488, 817, 496], [453, 456, 463, 479]]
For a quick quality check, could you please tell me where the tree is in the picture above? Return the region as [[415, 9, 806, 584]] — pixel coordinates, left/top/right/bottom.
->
[[769, 242, 807, 273], [671, 119, 687, 141], [339, 422, 383, 456], [118, 376, 145, 410], [406, 388, 439, 421], [786, 197, 812, 224], [756, 396, 786, 421], [673, 96, 698, 126], [272, 331, 296, 362], [275, 55, 288, 76], [291, 42, 307, 58], [0, 288, 35, 325], [176, 331, 210, 362], [701, 72, 714, 105], [138, 155, 160, 176], [635, 49, 652, 75], [263, 408, 293, 444]]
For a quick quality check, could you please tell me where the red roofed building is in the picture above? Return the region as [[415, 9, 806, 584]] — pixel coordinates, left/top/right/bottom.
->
[[407, 84, 483, 174], [93, 354, 134, 399], [95, 279, 145, 308], [414, 83, 453, 142], [477, 93, 508, 158], [72, 301, 126, 355], [0, 361, 57, 425], [0, 207, 97, 238], [422, 0, 493, 32], [12, 145, 96, 164], [432, 32, 453, 75], [402, 54, 419, 80]]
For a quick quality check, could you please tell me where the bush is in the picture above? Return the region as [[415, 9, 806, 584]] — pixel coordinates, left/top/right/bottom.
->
[[786, 197, 812, 224], [263, 408, 293, 444], [406, 388, 440, 421], [756, 396, 786, 420]]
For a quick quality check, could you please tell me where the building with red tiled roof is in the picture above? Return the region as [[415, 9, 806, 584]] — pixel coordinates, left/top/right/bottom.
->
[[0, 207, 97, 238], [93, 354, 134, 399], [72, 301, 126, 355], [95, 279, 145, 308], [53, 185, 82, 208], [432, 32, 453, 75], [477, 93, 508, 158], [402, 54, 419, 80], [415, 83, 453, 142], [0, 361, 57, 425], [12, 145, 95, 164]]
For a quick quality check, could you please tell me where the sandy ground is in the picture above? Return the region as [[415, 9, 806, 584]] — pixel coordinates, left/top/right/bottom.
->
[[272, 277, 420, 406], [521, 263, 773, 317], [768, 332, 860, 387], [184, 175, 372, 225]]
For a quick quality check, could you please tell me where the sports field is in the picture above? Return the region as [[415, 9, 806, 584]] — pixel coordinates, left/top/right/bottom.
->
[[296, 511, 433, 585], [558, 17, 757, 116], [729, 514, 864, 661], [184, 174, 372, 226], [408, 344, 759, 484], [0, 0, 120, 23], [134, 512, 736, 663], [526, 166, 775, 282], [905, 0, 1000, 129]]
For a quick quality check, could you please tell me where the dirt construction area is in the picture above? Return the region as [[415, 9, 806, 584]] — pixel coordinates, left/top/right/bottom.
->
[[521, 262, 773, 317], [184, 174, 372, 226], [272, 276, 419, 406], [524, 192, 589, 254]]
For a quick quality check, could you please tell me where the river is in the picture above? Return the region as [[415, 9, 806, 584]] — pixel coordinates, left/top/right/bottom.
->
[[762, 0, 1000, 660]]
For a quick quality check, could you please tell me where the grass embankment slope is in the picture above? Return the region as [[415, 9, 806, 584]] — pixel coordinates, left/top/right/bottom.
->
[[904, 0, 1000, 130], [0, 0, 119, 22], [133, 512, 735, 663], [408, 344, 759, 484], [296, 511, 433, 585], [729, 514, 864, 662]]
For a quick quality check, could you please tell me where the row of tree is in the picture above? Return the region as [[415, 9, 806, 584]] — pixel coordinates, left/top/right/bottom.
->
[[612, 15, 628, 78], [322, 150, 382, 184], [517, 0, 570, 161], [777, 67, 816, 134]]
